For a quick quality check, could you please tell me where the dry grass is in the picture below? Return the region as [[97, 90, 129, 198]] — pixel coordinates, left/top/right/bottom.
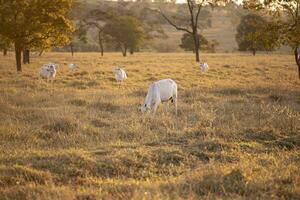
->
[[0, 52, 299, 199]]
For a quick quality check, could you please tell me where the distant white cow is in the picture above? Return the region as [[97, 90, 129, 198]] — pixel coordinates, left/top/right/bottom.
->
[[68, 63, 77, 72], [200, 63, 209, 72], [140, 79, 177, 115], [39, 63, 58, 82], [112, 68, 127, 82]]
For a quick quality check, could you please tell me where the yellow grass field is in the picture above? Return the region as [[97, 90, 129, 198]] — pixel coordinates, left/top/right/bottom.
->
[[0, 52, 299, 199]]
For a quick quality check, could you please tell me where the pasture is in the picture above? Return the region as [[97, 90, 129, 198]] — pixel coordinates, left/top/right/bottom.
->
[[0, 53, 299, 199]]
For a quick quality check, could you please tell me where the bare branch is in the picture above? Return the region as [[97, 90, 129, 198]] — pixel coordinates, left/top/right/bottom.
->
[[187, 0, 195, 30], [195, 3, 203, 28], [158, 8, 192, 34]]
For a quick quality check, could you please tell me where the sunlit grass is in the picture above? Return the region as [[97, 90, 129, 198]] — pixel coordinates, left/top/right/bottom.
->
[[0, 52, 299, 199]]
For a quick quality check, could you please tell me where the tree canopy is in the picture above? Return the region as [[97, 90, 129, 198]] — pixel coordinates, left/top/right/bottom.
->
[[236, 13, 279, 55], [244, 0, 300, 78], [0, 0, 74, 71], [70, 21, 88, 56], [104, 16, 145, 56], [0, 35, 11, 56], [159, 0, 229, 62], [180, 33, 208, 51]]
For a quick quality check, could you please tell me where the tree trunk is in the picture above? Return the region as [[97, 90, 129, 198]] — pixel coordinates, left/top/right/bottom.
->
[[99, 40, 104, 57], [3, 48, 7, 56], [23, 49, 30, 64], [26, 49, 30, 63], [98, 32, 104, 57], [294, 47, 300, 79], [122, 46, 127, 57], [252, 49, 256, 56], [39, 50, 44, 56], [15, 43, 22, 72], [100, 46, 104, 57], [23, 50, 26, 64], [130, 48, 134, 55], [70, 43, 74, 56], [192, 32, 200, 62]]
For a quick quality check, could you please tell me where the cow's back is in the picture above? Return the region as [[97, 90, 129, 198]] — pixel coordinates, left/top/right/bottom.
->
[[155, 79, 177, 101]]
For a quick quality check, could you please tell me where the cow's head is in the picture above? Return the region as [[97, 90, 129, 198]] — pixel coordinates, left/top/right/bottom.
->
[[200, 63, 208, 72], [139, 103, 149, 113], [46, 63, 58, 70], [48, 65, 56, 73], [112, 67, 120, 73]]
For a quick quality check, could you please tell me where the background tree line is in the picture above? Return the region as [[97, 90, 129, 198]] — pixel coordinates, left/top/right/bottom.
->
[[0, 0, 299, 78]]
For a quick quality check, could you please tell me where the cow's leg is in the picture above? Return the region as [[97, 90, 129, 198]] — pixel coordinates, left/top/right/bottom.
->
[[152, 102, 160, 115], [173, 97, 177, 116], [165, 102, 169, 114]]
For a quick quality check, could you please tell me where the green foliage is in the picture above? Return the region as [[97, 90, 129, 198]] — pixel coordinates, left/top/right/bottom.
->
[[69, 21, 88, 55], [180, 33, 208, 51], [243, 0, 300, 77], [73, 22, 88, 44], [104, 16, 145, 56], [236, 13, 279, 55], [180, 33, 219, 53]]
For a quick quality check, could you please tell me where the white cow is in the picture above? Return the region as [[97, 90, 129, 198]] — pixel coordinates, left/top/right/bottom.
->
[[68, 63, 77, 72], [140, 79, 177, 115], [200, 63, 209, 72], [112, 68, 127, 82], [39, 63, 58, 82]]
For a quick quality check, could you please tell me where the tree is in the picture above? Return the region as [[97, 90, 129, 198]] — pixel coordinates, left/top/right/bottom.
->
[[158, 0, 227, 62], [244, 0, 300, 78], [180, 33, 208, 51], [84, 10, 114, 57], [90, 23, 105, 56], [0, 0, 74, 72], [104, 16, 145, 57], [180, 33, 219, 52], [0, 35, 10, 56], [70, 22, 88, 56], [208, 39, 219, 53], [236, 13, 279, 55]]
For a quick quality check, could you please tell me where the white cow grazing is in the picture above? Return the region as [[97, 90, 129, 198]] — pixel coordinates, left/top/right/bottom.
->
[[112, 68, 127, 82], [68, 63, 77, 72], [200, 63, 209, 72], [39, 63, 58, 82], [140, 79, 177, 115]]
